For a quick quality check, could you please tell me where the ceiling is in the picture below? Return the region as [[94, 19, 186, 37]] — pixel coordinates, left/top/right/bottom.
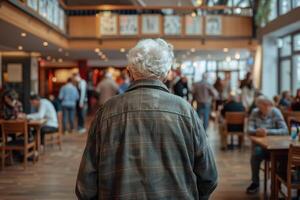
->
[[63, 0, 194, 6]]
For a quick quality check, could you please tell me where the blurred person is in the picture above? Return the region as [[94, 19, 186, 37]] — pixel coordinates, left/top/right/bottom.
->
[[173, 76, 189, 100], [240, 72, 256, 111], [49, 94, 62, 112], [27, 94, 58, 145], [192, 73, 218, 130], [247, 91, 263, 115], [96, 72, 119, 106], [118, 71, 130, 94], [76, 38, 218, 200], [291, 88, 300, 111], [0, 89, 23, 120], [219, 93, 245, 150], [59, 78, 79, 134], [222, 72, 231, 101], [279, 90, 292, 110], [246, 96, 288, 194], [73, 73, 88, 134], [273, 95, 280, 107]]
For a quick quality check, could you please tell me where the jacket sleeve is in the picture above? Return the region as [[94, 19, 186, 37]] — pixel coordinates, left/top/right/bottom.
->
[[75, 109, 102, 200], [192, 111, 218, 200]]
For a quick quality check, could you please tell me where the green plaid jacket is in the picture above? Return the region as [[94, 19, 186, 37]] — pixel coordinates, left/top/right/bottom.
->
[[76, 79, 218, 200]]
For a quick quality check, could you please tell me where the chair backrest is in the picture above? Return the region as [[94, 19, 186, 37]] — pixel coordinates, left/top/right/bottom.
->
[[287, 144, 300, 184], [1, 120, 28, 144], [225, 112, 246, 125], [285, 111, 300, 132]]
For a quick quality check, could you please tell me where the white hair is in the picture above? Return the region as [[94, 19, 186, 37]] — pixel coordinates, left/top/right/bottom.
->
[[256, 95, 273, 106], [127, 38, 174, 79]]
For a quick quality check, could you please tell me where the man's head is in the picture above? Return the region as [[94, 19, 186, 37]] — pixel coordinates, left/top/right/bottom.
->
[[127, 38, 174, 81], [30, 94, 41, 108], [73, 73, 81, 82], [255, 96, 273, 116]]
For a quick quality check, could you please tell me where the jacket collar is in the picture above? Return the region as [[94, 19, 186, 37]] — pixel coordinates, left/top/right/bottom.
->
[[127, 79, 169, 93]]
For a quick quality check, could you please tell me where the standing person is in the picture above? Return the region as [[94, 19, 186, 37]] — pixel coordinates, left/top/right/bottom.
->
[[214, 77, 224, 110], [240, 72, 256, 111], [246, 96, 288, 194], [59, 78, 79, 134], [76, 38, 218, 200], [291, 88, 300, 111], [192, 73, 218, 130], [173, 76, 189, 100], [118, 71, 130, 94], [73, 73, 88, 134], [27, 94, 58, 145], [95, 72, 119, 106]]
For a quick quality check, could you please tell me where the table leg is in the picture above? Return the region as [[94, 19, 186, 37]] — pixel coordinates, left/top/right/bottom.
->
[[36, 128, 41, 153], [270, 152, 277, 199]]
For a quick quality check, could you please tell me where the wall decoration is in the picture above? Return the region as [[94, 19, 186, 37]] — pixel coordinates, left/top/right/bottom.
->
[[119, 15, 138, 35], [7, 64, 22, 82], [100, 14, 118, 35], [185, 15, 202, 35], [164, 15, 181, 35], [27, 0, 38, 11], [142, 15, 160, 35], [205, 16, 222, 35]]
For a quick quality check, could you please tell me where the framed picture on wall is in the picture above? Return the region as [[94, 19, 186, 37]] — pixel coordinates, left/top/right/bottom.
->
[[142, 15, 161, 35], [27, 0, 38, 11], [205, 16, 222, 36], [100, 14, 118, 35], [119, 15, 138, 35], [164, 15, 181, 35], [185, 15, 202, 35]]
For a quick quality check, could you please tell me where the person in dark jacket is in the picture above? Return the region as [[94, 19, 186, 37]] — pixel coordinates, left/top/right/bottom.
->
[[291, 88, 300, 111], [219, 93, 245, 150], [76, 39, 218, 200]]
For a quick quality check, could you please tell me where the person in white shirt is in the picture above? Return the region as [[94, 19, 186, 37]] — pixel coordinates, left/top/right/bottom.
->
[[27, 94, 58, 144], [73, 73, 88, 134]]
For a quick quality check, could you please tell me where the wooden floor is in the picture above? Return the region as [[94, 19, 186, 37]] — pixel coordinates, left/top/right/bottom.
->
[[0, 122, 263, 200]]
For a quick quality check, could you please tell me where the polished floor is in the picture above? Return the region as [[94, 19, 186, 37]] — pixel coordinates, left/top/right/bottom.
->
[[0, 122, 263, 200]]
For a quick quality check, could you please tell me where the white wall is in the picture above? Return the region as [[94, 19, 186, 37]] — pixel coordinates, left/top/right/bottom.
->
[[261, 36, 278, 98]]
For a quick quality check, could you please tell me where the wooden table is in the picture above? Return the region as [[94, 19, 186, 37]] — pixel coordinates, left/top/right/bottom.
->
[[249, 136, 300, 199], [0, 119, 46, 153]]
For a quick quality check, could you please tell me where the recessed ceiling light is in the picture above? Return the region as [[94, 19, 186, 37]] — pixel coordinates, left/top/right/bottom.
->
[[94, 48, 100, 53], [223, 48, 228, 52], [98, 52, 103, 56], [120, 48, 126, 53], [52, 77, 57, 82], [21, 32, 27, 37], [58, 48, 63, 52], [58, 58, 63, 63], [101, 54, 106, 59], [46, 56, 51, 60], [190, 48, 196, 52], [226, 56, 231, 62], [18, 45, 23, 50], [191, 12, 196, 17], [43, 41, 48, 47]]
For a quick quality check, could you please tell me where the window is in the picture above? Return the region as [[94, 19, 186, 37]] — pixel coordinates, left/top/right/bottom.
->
[[268, 0, 278, 21], [207, 61, 217, 71], [280, 36, 292, 57], [279, 0, 292, 15], [293, 0, 300, 8], [280, 59, 291, 91], [294, 33, 300, 51], [293, 55, 300, 93]]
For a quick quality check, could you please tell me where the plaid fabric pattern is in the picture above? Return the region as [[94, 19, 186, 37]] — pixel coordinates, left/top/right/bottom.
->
[[76, 79, 218, 200]]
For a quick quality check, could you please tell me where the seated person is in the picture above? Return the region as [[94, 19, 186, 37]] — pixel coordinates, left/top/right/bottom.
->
[[26, 94, 58, 145], [279, 90, 292, 110], [0, 89, 23, 120], [291, 88, 300, 111], [246, 96, 288, 194], [219, 93, 245, 150]]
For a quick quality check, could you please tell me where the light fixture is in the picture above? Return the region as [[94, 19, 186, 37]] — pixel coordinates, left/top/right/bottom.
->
[[195, 0, 202, 6], [190, 48, 196, 52], [223, 48, 228, 52], [46, 56, 51, 60], [191, 12, 197, 17], [235, 53, 240, 60], [101, 54, 106, 60], [58, 48, 63, 52], [94, 48, 100, 53], [43, 41, 48, 47], [58, 58, 63, 63], [21, 32, 27, 37], [52, 77, 57, 82], [120, 48, 126, 53], [98, 51, 103, 56], [18, 45, 23, 50]]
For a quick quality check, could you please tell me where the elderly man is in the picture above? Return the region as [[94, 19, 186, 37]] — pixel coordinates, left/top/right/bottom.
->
[[76, 39, 218, 200], [246, 96, 288, 194]]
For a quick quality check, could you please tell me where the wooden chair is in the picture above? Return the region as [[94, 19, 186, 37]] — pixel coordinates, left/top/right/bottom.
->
[[44, 112, 62, 151], [0, 131, 13, 170], [224, 112, 246, 148], [275, 144, 300, 200], [286, 112, 300, 132], [1, 120, 36, 169]]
